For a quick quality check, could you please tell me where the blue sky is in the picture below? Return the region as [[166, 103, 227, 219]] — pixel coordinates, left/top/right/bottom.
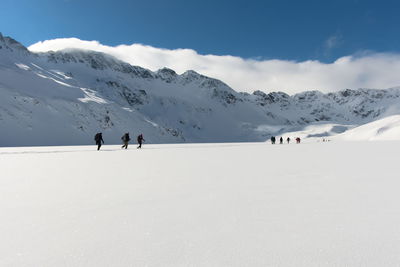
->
[[2, 0, 400, 62]]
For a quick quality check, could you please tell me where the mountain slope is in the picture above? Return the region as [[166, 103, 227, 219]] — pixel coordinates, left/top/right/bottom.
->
[[333, 115, 400, 141], [1, 33, 400, 146], [0, 33, 276, 146]]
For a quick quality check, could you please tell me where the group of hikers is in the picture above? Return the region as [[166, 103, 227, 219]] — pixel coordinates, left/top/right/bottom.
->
[[270, 136, 301, 144], [94, 132, 145, 151], [94, 132, 301, 150]]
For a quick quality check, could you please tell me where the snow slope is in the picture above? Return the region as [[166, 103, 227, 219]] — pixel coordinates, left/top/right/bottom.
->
[[275, 122, 353, 142], [2, 32, 400, 145], [334, 114, 400, 141], [1, 142, 400, 266]]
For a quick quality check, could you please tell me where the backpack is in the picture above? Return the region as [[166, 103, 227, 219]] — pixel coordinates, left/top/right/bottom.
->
[[122, 134, 130, 142]]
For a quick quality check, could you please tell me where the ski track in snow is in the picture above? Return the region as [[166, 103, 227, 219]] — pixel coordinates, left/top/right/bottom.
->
[[1, 141, 400, 266]]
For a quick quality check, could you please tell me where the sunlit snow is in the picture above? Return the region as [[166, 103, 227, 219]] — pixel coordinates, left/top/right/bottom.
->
[[1, 142, 399, 266]]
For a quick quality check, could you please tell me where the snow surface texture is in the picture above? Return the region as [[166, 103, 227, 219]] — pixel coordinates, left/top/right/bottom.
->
[[1, 142, 400, 266], [1, 33, 400, 146]]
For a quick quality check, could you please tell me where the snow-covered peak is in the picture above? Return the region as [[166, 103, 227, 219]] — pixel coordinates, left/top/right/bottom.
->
[[253, 90, 291, 105], [293, 90, 327, 102], [156, 67, 178, 82], [179, 69, 207, 84], [0, 33, 30, 55], [179, 70, 234, 92], [41, 48, 156, 79], [0, 33, 28, 51]]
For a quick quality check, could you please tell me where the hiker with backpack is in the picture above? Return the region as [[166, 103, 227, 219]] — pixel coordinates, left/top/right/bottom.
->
[[137, 134, 145, 149], [121, 132, 131, 149], [94, 132, 104, 151]]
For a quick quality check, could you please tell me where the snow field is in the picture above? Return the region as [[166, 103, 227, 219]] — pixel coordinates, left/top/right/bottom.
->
[[1, 142, 400, 266]]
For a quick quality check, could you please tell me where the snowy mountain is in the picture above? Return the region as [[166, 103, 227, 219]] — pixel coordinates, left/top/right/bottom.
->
[[1, 33, 400, 146]]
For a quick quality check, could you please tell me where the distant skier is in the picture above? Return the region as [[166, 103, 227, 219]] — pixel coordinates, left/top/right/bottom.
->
[[121, 132, 131, 149], [137, 134, 145, 149], [287, 137, 290, 144], [94, 132, 104, 151], [270, 136, 276, 144], [280, 137, 283, 144], [296, 137, 301, 144]]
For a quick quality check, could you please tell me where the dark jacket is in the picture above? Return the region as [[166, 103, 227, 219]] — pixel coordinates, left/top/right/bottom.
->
[[137, 134, 144, 143], [94, 133, 104, 143], [121, 133, 130, 142]]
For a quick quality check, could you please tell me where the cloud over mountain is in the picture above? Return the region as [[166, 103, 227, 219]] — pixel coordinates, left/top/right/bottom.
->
[[29, 38, 400, 94]]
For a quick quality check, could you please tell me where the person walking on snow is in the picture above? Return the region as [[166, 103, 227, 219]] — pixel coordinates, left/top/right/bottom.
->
[[287, 137, 290, 144], [94, 132, 104, 151], [296, 137, 301, 144], [280, 137, 283, 144], [270, 136, 276, 144], [137, 134, 145, 149], [121, 132, 131, 149]]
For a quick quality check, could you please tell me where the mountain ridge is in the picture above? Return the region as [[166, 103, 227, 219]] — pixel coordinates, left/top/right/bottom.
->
[[1, 33, 400, 146]]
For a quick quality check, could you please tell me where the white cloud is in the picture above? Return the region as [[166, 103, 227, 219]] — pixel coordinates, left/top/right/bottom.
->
[[29, 38, 400, 95]]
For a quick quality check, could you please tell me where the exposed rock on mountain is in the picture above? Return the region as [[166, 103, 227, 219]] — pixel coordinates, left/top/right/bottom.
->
[[1, 33, 400, 146]]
